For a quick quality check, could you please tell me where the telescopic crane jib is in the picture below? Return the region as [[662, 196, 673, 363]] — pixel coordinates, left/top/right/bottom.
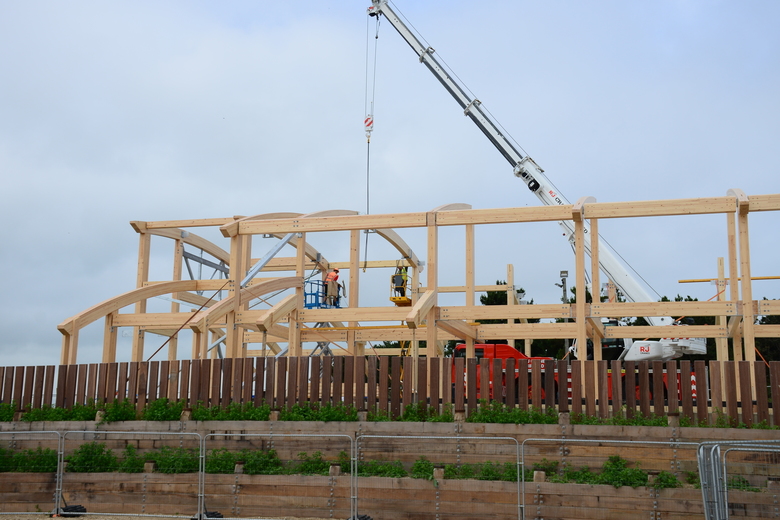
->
[[367, 0, 706, 361]]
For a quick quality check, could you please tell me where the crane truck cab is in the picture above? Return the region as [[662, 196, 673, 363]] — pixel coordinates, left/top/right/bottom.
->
[[569, 318, 707, 362], [452, 343, 553, 399]]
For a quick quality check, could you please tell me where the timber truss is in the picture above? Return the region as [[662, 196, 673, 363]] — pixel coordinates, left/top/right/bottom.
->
[[58, 191, 780, 365]]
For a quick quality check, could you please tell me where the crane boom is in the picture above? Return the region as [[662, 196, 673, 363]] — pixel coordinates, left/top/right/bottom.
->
[[368, 1, 708, 359], [369, 0, 673, 325]]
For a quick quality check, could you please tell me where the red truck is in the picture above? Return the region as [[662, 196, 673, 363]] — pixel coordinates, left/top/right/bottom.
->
[[452, 343, 695, 402]]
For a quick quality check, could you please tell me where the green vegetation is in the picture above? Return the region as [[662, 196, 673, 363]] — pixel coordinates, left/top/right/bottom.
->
[[140, 398, 184, 421], [466, 401, 558, 424], [0, 446, 58, 472], [399, 402, 454, 422], [531, 456, 683, 490], [571, 412, 668, 427], [279, 403, 357, 422], [66, 442, 119, 472], [191, 401, 271, 421], [22, 402, 98, 422], [0, 402, 15, 422]]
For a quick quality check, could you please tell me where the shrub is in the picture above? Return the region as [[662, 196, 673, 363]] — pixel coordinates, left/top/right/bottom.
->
[[21, 402, 97, 422], [410, 457, 434, 480], [466, 401, 558, 424], [0, 447, 58, 472], [67, 442, 118, 472], [242, 449, 284, 475], [293, 451, 330, 475], [191, 402, 270, 421], [280, 403, 357, 422], [150, 446, 198, 474], [141, 399, 184, 421], [101, 399, 138, 423], [653, 470, 682, 490], [118, 444, 145, 473], [357, 459, 406, 478], [599, 455, 647, 488], [205, 448, 238, 474], [0, 402, 15, 422]]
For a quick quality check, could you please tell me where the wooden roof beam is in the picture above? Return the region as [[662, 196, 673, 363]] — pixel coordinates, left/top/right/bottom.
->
[[257, 294, 297, 333], [436, 319, 477, 341], [406, 290, 437, 329]]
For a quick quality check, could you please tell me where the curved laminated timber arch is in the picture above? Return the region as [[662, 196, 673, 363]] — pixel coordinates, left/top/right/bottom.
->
[[59, 192, 780, 366]]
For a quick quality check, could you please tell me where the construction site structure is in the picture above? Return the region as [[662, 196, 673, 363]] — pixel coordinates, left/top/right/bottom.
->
[[58, 191, 780, 366]]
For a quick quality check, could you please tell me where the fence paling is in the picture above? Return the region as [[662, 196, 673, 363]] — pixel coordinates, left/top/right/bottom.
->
[[1, 359, 776, 424]]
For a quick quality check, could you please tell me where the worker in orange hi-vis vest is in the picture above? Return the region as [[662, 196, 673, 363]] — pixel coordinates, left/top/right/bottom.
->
[[324, 268, 340, 305]]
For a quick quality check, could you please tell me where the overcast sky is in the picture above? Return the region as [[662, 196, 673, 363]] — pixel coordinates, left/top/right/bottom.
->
[[1, 1, 778, 367]]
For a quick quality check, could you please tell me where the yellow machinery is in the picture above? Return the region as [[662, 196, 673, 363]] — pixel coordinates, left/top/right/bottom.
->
[[389, 266, 411, 307]]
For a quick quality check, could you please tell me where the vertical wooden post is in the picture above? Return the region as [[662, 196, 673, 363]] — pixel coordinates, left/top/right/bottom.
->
[[169, 237, 184, 361], [734, 194, 756, 361], [289, 232, 306, 357], [426, 215, 438, 357], [348, 229, 363, 355], [573, 206, 589, 357], [102, 313, 117, 363], [726, 211, 742, 361], [506, 264, 516, 353], [132, 229, 151, 362], [465, 224, 476, 359], [715, 258, 729, 362]]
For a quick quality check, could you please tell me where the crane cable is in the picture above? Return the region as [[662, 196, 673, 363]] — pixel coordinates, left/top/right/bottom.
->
[[362, 12, 380, 272]]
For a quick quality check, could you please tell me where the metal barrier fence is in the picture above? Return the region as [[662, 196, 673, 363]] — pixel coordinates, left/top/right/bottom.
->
[[521, 438, 701, 520], [0, 430, 62, 516], [355, 434, 522, 519], [698, 439, 780, 520], [4, 430, 779, 519], [201, 433, 355, 519]]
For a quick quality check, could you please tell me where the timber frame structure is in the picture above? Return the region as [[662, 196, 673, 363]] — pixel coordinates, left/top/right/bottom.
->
[[58, 190, 780, 366]]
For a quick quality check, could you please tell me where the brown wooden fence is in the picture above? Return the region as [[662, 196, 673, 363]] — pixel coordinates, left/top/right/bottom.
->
[[1, 358, 778, 426]]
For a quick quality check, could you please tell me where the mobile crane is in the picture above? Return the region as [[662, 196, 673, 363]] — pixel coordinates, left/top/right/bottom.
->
[[367, 0, 706, 362]]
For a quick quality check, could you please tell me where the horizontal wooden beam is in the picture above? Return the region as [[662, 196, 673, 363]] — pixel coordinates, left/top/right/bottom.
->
[[298, 307, 408, 323], [143, 218, 236, 229], [583, 196, 736, 219], [144, 279, 234, 291], [476, 323, 578, 340], [112, 312, 201, 327], [603, 325, 728, 338], [440, 304, 571, 320], [418, 284, 520, 294], [758, 300, 780, 315], [748, 193, 780, 212], [433, 205, 572, 226], [755, 324, 780, 338], [590, 301, 738, 318], [238, 212, 428, 234]]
